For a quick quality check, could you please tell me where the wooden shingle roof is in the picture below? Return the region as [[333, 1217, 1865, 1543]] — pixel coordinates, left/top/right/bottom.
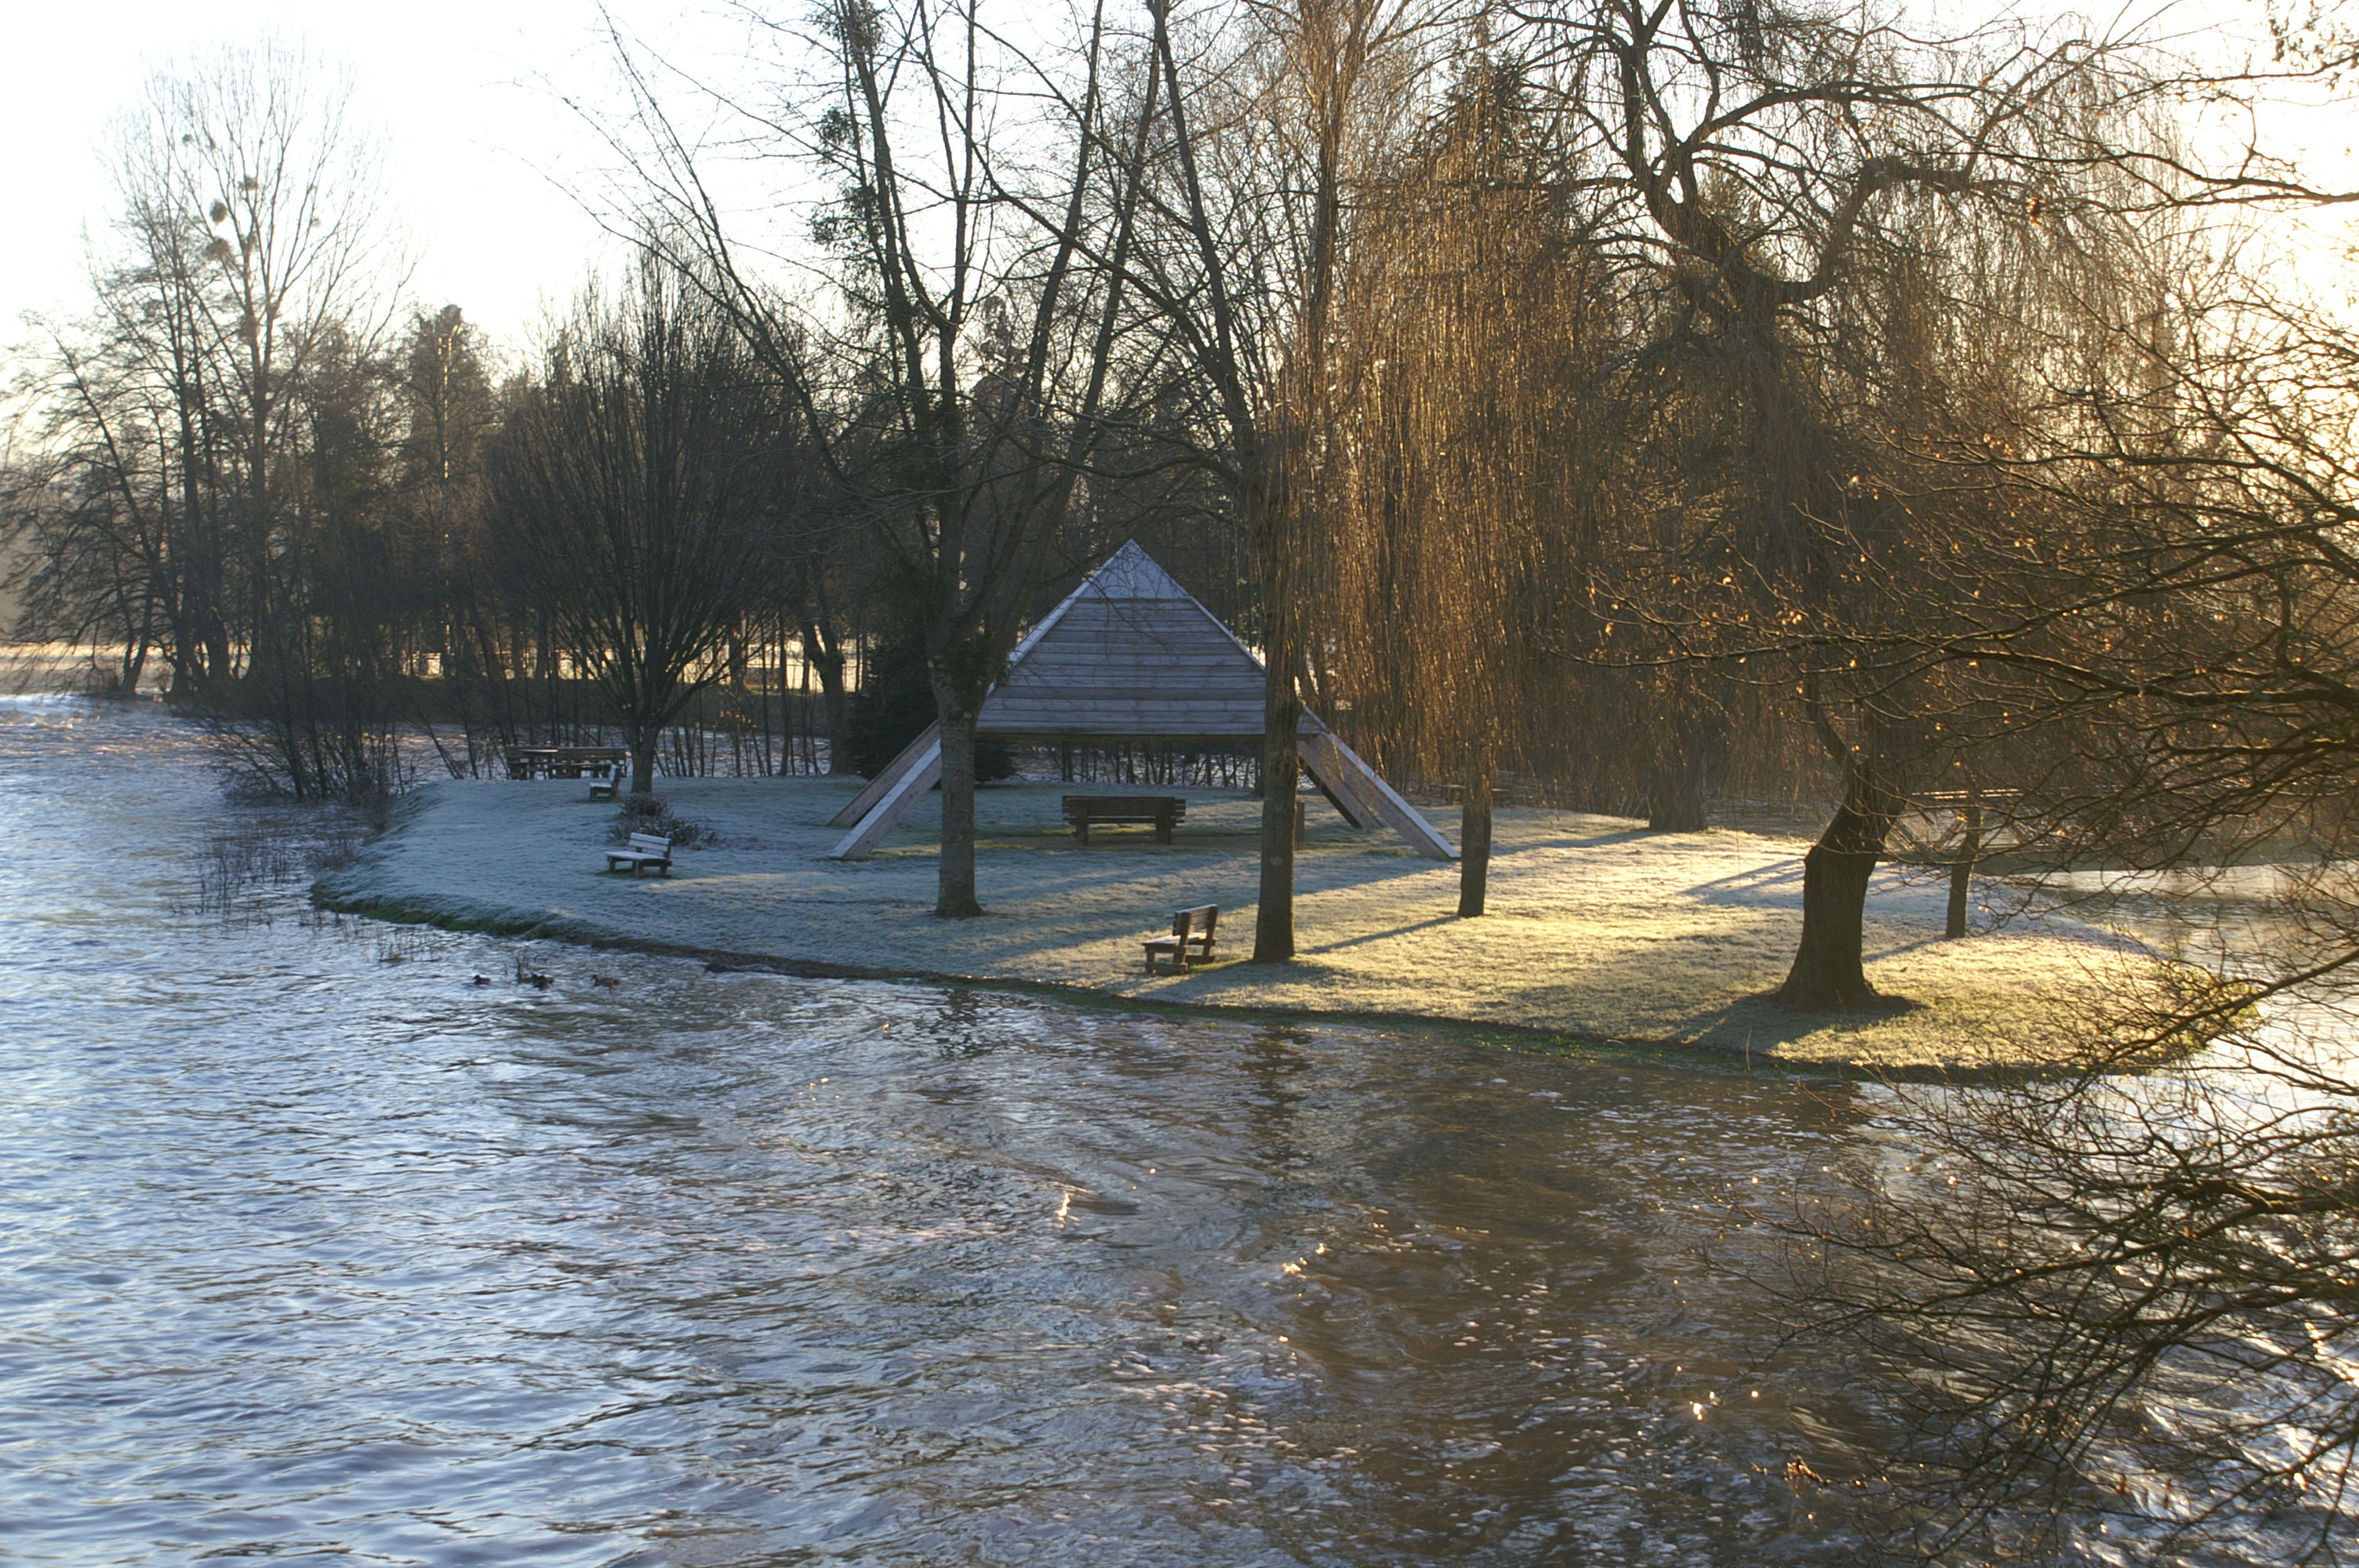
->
[[825, 543, 1456, 862], [978, 542, 1271, 739]]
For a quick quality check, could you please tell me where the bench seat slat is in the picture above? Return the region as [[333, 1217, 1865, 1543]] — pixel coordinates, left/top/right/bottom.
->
[[604, 833, 674, 877], [1143, 903, 1218, 972]]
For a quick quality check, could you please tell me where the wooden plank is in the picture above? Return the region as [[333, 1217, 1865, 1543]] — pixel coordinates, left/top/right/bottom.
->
[[981, 715, 1265, 735], [1299, 732, 1457, 861], [980, 708, 1266, 736], [1298, 733, 1377, 829], [988, 683, 1263, 700], [987, 693, 1264, 709], [1299, 732, 1383, 827], [1001, 658, 1259, 682], [976, 710, 1325, 739], [827, 739, 943, 859], [999, 662, 1257, 687], [827, 721, 943, 827]]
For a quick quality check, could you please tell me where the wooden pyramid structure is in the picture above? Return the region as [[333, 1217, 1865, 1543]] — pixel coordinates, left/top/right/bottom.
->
[[827, 542, 1457, 861]]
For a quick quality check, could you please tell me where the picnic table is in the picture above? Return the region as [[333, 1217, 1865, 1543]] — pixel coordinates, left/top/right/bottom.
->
[[1062, 794, 1187, 845], [504, 746, 630, 782]]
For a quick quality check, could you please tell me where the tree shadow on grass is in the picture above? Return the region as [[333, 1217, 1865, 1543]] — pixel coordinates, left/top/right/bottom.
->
[[1665, 991, 1927, 1054], [1680, 861, 1809, 907], [1499, 824, 1657, 853], [1299, 914, 1459, 955], [1156, 958, 1354, 996]]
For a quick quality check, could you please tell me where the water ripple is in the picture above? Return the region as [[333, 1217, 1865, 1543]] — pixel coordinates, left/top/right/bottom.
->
[[2, 699, 1872, 1565]]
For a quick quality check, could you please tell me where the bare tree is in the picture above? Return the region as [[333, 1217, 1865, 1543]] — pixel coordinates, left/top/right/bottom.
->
[[1739, 109, 2359, 1561], [1783, 1040, 2359, 1561], [7, 42, 398, 707], [1517, 0, 2258, 1005], [487, 255, 797, 794], [610, 0, 1140, 916], [1326, 56, 1597, 914], [1096, 0, 1427, 957], [143, 42, 400, 693]]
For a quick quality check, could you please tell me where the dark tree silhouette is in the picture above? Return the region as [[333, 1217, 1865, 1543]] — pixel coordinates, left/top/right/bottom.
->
[[487, 256, 798, 795]]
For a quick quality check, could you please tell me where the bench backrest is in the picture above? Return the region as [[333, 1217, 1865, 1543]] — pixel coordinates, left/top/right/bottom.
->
[[1173, 903, 1217, 939], [628, 833, 673, 855]]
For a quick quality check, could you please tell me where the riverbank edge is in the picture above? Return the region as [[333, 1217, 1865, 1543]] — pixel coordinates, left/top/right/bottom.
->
[[316, 881, 2107, 1087]]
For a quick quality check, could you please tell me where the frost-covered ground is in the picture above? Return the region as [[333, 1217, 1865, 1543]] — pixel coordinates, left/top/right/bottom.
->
[[319, 775, 2161, 1069]]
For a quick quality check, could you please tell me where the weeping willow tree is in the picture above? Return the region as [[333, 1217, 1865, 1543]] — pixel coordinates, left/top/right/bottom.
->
[[1324, 62, 1601, 915]]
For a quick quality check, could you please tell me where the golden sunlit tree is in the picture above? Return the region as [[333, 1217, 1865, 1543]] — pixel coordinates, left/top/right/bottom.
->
[[1325, 58, 1604, 914]]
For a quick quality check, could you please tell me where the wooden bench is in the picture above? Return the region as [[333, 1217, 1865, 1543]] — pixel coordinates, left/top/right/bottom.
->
[[605, 832, 673, 877], [1063, 793, 1187, 845], [506, 746, 631, 781], [1143, 904, 1218, 972]]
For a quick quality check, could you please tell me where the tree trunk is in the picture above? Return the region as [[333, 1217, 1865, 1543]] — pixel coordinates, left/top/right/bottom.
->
[[802, 623, 852, 773], [1775, 786, 1900, 1007], [935, 704, 983, 918], [1256, 702, 1300, 960], [203, 620, 233, 699], [1649, 706, 1713, 832], [1946, 800, 1983, 940], [1458, 760, 1493, 918], [627, 718, 658, 796], [1253, 535, 1301, 962]]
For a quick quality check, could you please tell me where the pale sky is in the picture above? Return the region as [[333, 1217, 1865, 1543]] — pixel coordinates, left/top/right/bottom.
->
[[0, 0, 804, 361], [2, 0, 2349, 370]]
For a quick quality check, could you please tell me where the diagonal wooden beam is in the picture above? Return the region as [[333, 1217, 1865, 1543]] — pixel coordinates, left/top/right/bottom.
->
[[828, 720, 944, 827], [1299, 731, 1458, 861], [827, 735, 944, 859]]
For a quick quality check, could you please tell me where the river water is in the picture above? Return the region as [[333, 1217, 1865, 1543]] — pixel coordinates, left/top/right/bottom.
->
[[0, 698, 1917, 1565]]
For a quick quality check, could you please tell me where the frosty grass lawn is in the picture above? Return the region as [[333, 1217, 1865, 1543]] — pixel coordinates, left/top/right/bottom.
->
[[319, 775, 2165, 1072]]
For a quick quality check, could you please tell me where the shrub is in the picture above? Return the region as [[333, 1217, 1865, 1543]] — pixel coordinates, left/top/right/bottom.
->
[[609, 792, 707, 848]]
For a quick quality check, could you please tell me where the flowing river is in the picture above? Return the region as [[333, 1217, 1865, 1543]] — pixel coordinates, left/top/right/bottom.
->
[[0, 696, 1976, 1564]]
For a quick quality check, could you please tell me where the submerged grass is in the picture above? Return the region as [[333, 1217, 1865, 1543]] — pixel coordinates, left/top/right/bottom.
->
[[189, 808, 366, 924]]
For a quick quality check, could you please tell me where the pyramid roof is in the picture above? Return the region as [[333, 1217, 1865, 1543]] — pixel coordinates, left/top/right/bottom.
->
[[825, 543, 1456, 862], [977, 541, 1278, 739]]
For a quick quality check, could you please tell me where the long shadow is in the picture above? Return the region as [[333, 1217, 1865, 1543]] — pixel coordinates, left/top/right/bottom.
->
[[1665, 993, 1923, 1049], [1502, 826, 1657, 852], [1301, 913, 1458, 954], [1681, 861, 1808, 907]]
